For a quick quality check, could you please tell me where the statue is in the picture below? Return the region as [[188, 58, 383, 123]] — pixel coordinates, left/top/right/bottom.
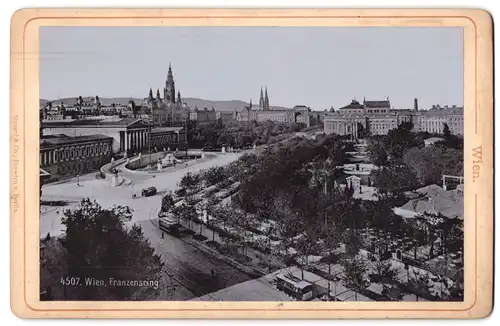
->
[[356, 163, 360, 171], [111, 171, 119, 187], [201, 152, 205, 159], [157, 160, 163, 172], [253, 144, 257, 150], [111, 157, 115, 164], [163, 148, 166, 152], [221, 146, 226, 153], [167, 147, 171, 152]]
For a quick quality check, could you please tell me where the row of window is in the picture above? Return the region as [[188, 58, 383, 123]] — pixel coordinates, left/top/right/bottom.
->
[[367, 109, 389, 114], [40, 142, 111, 166]]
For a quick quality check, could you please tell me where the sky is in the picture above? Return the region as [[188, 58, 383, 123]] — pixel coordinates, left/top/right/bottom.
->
[[40, 27, 463, 110]]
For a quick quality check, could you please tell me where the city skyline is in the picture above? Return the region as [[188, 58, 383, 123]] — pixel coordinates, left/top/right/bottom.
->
[[40, 26, 463, 110]]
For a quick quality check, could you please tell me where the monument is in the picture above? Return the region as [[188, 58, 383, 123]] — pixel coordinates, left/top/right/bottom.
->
[[346, 175, 361, 191], [111, 171, 119, 187]]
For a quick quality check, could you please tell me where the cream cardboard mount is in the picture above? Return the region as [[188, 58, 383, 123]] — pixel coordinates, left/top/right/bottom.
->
[[10, 8, 493, 319]]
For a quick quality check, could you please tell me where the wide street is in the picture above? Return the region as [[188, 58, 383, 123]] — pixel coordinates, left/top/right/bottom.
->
[[41, 151, 254, 300]]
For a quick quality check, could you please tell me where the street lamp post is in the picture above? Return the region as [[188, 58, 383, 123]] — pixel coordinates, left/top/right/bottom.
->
[[184, 115, 188, 157]]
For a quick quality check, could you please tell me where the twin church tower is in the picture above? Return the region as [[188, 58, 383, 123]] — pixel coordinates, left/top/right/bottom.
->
[[258, 86, 270, 111]]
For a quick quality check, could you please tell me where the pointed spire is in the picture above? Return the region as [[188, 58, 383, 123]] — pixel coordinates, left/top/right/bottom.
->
[[156, 89, 161, 98], [264, 86, 269, 110], [148, 88, 153, 99], [167, 62, 174, 82], [260, 87, 264, 99], [177, 91, 182, 103]]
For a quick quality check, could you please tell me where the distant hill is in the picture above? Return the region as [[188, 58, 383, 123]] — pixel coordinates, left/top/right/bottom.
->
[[40, 97, 292, 112]]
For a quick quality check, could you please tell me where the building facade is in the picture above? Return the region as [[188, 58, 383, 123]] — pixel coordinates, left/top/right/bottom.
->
[[414, 105, 464, 135], [43, 117, 186, 156], [324, 98, 464, 139], [143, 63, 189, 127], [189, 109, 218, 124], [236, 89, 317, 127], [40, 134, 113, 182]]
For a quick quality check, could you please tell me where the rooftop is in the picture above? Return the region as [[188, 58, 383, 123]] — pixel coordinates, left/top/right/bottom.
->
[[40, 134, 113, 147], [42, 117, 151, 128], [339, 100, 364, 110], [398, 184, 464, 220], [151, 127, 184, 133], [422, 106, 464, 116], [364, 100, 391, 108]]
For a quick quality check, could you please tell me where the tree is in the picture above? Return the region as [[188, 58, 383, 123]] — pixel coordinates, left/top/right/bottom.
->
[[179, 172, 202, 194], [403, 146, 463, 186], [172, 197, 198, 230], [382, 126, 423, 161], [344, 229, 362, 257], [321, 222, 343, 299], [408, 269, 432, 301], [367, 140, 388, 166], [341, 255, 370, 301], [370, 260, 401, 300], [443, 123, 451, 138], [201, 166, 225, 187], [373, 164, 419, 201], [161, 193, 175, 213], [399, 121, 414, 131], [47, 198, 171, 300]]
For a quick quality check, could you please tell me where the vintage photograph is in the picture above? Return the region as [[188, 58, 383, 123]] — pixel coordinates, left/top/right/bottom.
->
[[38, 26, 464, 302]]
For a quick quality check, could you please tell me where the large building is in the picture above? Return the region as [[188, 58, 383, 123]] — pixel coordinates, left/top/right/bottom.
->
[[189, 108, 237, 126], [236, 88, 318, 127], [323, 98, 463, 139], [143, 63, 190, 127], [40, 134, 114, 183], [414, 105, 464, 135], [42, 117, 186, 156]]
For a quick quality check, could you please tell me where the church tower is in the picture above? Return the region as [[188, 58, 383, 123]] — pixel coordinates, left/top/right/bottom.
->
[[156, 89, 162, 103], [148, 88, 154, 101], [164, 63, 176, 104], [264, 86, 270, 110], [259, 87, 265, 110]]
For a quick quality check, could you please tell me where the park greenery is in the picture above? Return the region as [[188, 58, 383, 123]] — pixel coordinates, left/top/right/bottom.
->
[[187, 120, 307, 149], [368, 123, 463, 192], [40, 199, 174, 301], [158, 121, 464, 301]]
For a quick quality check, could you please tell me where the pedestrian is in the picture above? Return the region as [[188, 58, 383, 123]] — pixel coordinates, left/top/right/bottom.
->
[[161, 232, 164, 239]]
